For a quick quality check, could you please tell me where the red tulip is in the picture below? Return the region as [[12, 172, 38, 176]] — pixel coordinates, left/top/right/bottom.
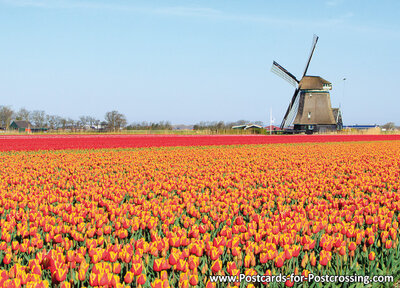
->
[[275, 253, 285, 268], [3, 254, 12, 265], [137, 274, 146, 285], [151, 279, 164, 288], [211, 259, 222, 274], [54, 266, 68, 283], [131, 262, 142, 276], [98, 272, 109, 286], [113, 262, 121, 274], [189, 275, 199, 286], [285, 279, 294, 287], [338, 245, 346, 256], [124, 271, 134, 284], [385, 240, 393, 249], [206, 281, 217, 288], [153, 258, 164, 272], [348, 242, 356, 251], [168, 252, 180, 266], [368, 251, 375, 261]]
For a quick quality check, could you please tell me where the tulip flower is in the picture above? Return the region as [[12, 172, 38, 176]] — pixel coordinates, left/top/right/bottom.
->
[[137, 274, 146, 285], [131, 262, 143, 276], [369, 251, 376, 261], [348, 242, 357, 251], [124, 271, 134, 284], [385, 240, 393, 249], [211, 259, 222, 274]]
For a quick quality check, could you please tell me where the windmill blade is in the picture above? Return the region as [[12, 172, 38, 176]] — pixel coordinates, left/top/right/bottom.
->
[[271, 61, 299, 87], [280, 88, 300, 129], [301, 34, 319, 78]]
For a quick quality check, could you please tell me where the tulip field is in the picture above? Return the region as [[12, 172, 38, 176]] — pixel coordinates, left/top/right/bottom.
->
[[1, 135, 400, 288]]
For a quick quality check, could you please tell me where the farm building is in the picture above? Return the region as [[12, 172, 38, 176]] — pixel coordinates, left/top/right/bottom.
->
[[10, 120, 32, 132], [232, 124, 263, 130], [265, 125, 280, 131]]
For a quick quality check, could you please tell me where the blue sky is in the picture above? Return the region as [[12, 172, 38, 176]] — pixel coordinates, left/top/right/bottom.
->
[[1, 0, 399, 125]]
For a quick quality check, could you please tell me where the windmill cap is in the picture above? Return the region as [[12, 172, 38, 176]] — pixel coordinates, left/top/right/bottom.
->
[[300, 76, 331, 90]]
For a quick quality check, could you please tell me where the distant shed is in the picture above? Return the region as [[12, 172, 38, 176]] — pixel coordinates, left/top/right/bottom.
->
[[10, 120, 32, 132], [232, 124, 263, 130], [265, 125, 280, 131]]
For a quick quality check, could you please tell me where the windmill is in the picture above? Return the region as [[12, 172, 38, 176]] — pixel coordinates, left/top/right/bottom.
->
[[271, 35, 342, 133]]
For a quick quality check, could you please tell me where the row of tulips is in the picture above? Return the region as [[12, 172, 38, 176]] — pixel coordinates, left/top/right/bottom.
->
[[1, 134, 400, 151], [1, 141, 400, 287]]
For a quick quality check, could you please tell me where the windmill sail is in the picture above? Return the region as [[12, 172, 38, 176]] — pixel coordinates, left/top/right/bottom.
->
[[280, 88, 300, 129], [302, 34, 319, 78], [271, 61, 299, 87]]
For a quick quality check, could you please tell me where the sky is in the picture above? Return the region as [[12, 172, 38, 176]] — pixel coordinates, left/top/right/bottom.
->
[[1, 0, 399, 125]]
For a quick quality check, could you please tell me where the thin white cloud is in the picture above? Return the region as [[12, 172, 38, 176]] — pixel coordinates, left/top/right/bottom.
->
[[0, 0, 347, 27], [325, 0, 342, 7], [1, 0, 144, 11], [2, 0, 46, 7], [1, 0, 397, 37], [154, 6, 222, 18]]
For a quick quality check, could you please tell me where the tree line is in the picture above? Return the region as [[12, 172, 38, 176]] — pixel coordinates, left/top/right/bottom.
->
[[0, 106, 174, 132], [193, 120, 264, 131], [1, 105, 270, 132], [126, 121, 173, 130], [0, 106, 129, 132]]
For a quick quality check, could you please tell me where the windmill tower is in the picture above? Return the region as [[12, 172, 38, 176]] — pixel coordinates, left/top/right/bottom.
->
[[271, 35, 342, 133]]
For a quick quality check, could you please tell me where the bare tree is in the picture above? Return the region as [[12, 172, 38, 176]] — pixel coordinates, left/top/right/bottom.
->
[[15, 108, 31, 121], [86, 116, 98, 128], [46, 115, 62, 130], [0, 106, 14, 129], [31, 110, 47, 127], [59, 118, 67, 130], [105, 111, 127, 131], [66, 118, 76, 130], [78, 116, 88, 128], [382, 122, 396, 131]]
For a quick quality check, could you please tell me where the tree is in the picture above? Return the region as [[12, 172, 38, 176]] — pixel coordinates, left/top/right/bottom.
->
[[105, 111, 127, 131], [31, 110, 47, 127], [86, 116, 98, 128], [382, 122, 395, 131], [0, 106, 14, 129], [215, 121, 225, 131], [78, 116, 88, 128], [15, 108, 31, 121], [59, 118, 67, 130], [66, 118, 76, 130], [76, 116, 99, 129], [46, 115, 62, 130]]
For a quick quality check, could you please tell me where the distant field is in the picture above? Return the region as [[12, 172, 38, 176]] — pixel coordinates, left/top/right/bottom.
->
[[1, 134, 400, 151]]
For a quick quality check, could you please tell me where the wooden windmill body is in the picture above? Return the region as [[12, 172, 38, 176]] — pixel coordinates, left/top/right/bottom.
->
[[271, 35, 342, 133]]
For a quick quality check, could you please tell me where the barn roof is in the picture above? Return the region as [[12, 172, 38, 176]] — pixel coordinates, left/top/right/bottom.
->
[[265, 125, 280, 130], [232, 124, 263, 130], [11, 120, 32, 129]]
